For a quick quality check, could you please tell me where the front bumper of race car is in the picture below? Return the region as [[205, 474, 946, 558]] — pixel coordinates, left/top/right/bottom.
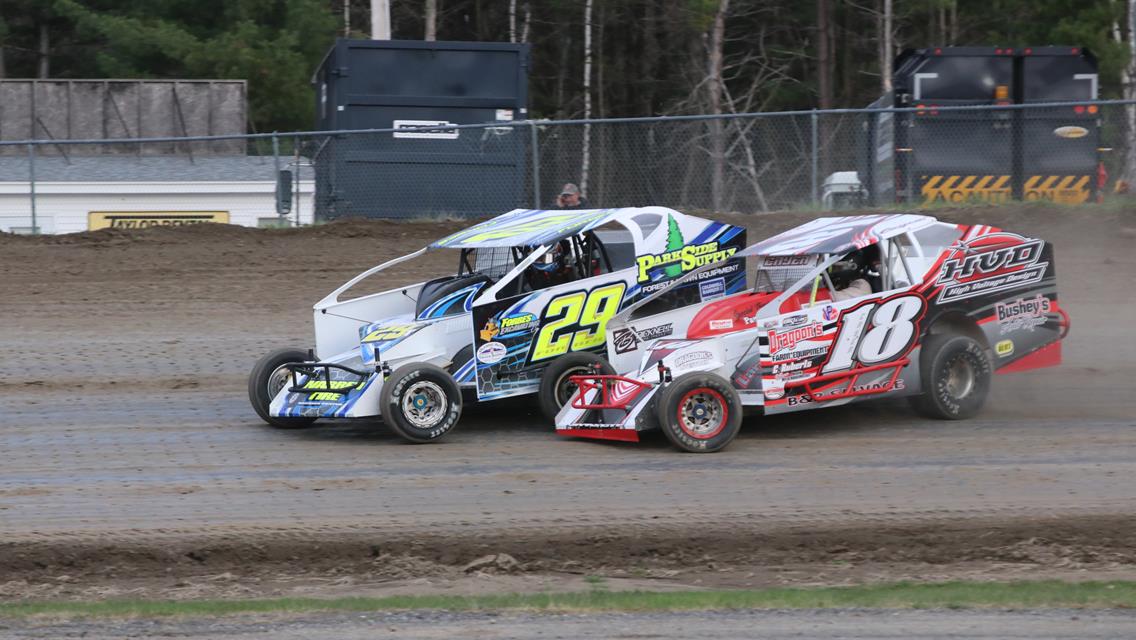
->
[[554, 374, 663, 442], [269, 361, 386, 419]]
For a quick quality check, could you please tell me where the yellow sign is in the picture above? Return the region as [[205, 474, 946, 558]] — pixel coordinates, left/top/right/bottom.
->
[[921, 175, 1090, 205], [1023, 175, 1090, 204], [921, 175, 1011, 204], [635, 241, 737, 283], [88, 211, 229, 230]]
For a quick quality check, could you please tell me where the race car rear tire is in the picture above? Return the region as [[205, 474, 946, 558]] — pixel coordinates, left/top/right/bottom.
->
[[655, 372, 742, 453], [381, 363, 463, 443], [248, 348, 318, 429], [909, 333, 992, 420], [538, 352, 616, 423]]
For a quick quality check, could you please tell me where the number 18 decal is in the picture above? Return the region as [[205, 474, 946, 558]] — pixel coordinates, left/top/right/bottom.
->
[[822, 295, 925, 374], [530, 282, 627, 362]]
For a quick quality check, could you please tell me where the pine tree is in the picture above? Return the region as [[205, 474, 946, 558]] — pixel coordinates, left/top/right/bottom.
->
[[664, 214, 684, 278]]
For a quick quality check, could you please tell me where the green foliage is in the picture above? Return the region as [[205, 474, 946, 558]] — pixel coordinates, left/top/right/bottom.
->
[[2, 580, 1134, 618], [0, 0, 1130, 129], [45, 0, 337, 131]]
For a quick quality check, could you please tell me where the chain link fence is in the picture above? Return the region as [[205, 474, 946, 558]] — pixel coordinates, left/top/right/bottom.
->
[[1, 100, 1133, 234]]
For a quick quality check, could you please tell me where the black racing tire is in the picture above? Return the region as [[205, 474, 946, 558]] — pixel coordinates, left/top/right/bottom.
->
[[538, 352, 616, 423], [380, 363, 463, 443], [248, 348, 318, 429], [909, 333, 992, 420], [654, 372, 743, 453]]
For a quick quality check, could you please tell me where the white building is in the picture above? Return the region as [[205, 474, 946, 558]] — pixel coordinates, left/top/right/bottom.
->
[[0, 155, 314, 234]]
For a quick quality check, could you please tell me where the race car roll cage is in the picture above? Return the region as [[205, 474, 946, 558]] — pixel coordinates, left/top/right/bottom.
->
[[455, 230, 619, 294]]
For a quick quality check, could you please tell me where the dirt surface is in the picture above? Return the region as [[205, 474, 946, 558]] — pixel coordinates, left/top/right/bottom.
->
[[0, 204, 1134, 602]]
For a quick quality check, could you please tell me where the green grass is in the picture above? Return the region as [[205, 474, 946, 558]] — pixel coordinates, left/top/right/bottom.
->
[[2, 581, 1134, 619]]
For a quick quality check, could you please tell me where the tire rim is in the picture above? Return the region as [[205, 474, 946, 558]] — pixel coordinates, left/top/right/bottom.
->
[[676, 388, 728, 439], [944, 355, 975, 399], [402, 380, 447, 429], [267, 364, 294, 398], [555, 366, 593, 407]]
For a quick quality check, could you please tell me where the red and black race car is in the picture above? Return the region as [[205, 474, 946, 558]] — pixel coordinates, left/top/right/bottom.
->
[[555, 214, 1070, 452]]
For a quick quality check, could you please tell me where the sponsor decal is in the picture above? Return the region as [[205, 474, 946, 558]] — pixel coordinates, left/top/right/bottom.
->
[[786, 378, 905, 406], [995, 294, 1052, 333], [361, 323, 418, 343], [699, 277, 726, 301], [733, 360, 763, 387], [764, 388, 786, 400], [768, 322, 824, 354], [674, 350, 713, 369], [772, 359, 811, 380], [936, 234, 1048, 304], [88, 211, 229, 230], [493, 312, 538, 337], [709, 318, 734, 330], [781, 314, 808, 328], [822, 305, 837, 322], [995, 339, 1015, 358], [612, 323, 674, 354], [762, 255, 811, 267], [1053, 125, 1088, 139], [476, 341, 508, 364], [774, 346, 829, 362], [636, 241, 738, 283]]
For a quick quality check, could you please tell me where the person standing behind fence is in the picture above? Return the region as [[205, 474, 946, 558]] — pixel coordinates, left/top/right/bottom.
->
[[555, 183, 587, 209]]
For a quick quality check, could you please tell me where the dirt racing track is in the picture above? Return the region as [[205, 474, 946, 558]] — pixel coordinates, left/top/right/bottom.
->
[[0, 204, 1134, 600]]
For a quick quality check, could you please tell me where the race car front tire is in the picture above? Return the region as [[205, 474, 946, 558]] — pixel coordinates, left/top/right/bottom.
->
[[655, 372, 742, 453], [909, 333, 992, 420], [381, 363, 463, 443], [248, 348, 318, 429], [538, 352, 616, 423]]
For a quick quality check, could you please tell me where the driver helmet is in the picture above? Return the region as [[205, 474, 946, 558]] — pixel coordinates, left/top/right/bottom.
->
[[533, 241, 569, 273], [829, 249, 867, 289]]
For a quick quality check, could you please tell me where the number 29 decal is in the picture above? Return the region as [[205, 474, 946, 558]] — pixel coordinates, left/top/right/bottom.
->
[[530, 282, 627, 362], [822, 295, 925, 374]]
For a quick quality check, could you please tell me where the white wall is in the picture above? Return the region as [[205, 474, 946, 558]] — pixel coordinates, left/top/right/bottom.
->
[[0, 180, 315, 234]]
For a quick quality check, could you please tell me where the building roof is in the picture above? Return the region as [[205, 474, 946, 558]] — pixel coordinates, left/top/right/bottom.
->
[[0, 155, 280, 182], [739, 214, 937, 257]]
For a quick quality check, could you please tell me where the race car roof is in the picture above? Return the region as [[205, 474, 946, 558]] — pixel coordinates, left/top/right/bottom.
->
[[738, 213, 937, 257], [429, 207, 692, 249]]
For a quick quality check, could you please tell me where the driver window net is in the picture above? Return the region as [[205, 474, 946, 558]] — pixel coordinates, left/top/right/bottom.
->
[[754, 263, 818, 293]]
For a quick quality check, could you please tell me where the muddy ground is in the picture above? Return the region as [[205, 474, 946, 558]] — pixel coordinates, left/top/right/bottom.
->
[[0, 203, 1134, 602]]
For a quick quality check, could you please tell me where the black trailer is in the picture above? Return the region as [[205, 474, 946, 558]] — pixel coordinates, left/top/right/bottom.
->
[[311, 39, 531, 219], [868, 46, 1100, 206]]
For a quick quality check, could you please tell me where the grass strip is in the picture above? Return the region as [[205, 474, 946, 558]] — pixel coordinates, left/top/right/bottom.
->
[[2, 580, 1133, 618]]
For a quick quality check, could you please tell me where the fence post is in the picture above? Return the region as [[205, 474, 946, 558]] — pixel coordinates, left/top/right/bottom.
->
[[529, 121, 541, 209], [272, 133, 283, 224], [810, 109, 819, 206], [27, 143, 38, 234]]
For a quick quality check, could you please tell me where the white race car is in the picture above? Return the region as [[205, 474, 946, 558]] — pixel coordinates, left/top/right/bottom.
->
[[249, 207, 747, 442], [555, 214, 1070, 452]]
